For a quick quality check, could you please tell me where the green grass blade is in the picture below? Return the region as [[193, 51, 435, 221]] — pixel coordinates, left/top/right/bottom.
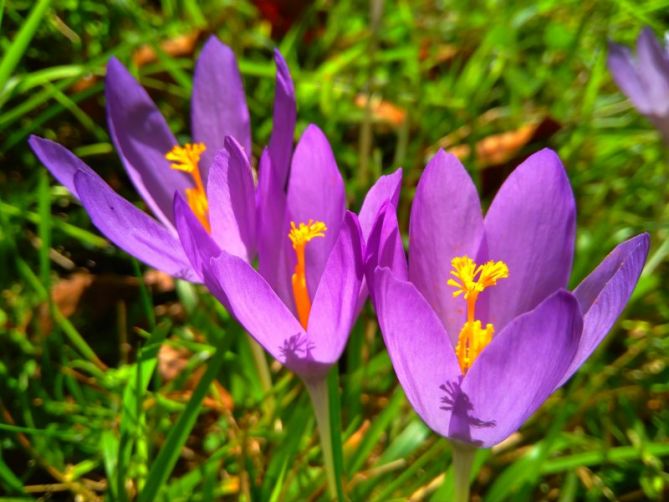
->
[[116, 322, 171, 501], [0, 0, 52, 96], [138, 346, 226, 502]]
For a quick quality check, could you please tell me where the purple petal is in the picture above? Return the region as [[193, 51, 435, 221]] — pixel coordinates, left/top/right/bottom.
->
[[29, 136, 100, 199], [558, 233, 650, 386], [306, 212, 364, 377], [203, 252, 334, 379], [364, 201, 407, 307], [266, 49, 297, 194], [608, 42, 653, 114], [483, 149, 576, 330], [106, 58, 189, 231], [257, 149, 294, 308], [373, 267, 461, 437], [409, 150, 483, 345], [286, 124, 346, 299], [636, 27, 669, 116], [459, 290, 582, 448], [207, 137, 256, 262], [173, 192, 221, 282], [358, 168, 403, 241], [191, 37, 251, 181], [73, 171, 195, 281], [256, 53, 297, 306]]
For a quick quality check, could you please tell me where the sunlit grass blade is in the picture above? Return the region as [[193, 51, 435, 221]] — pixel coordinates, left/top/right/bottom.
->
[[138, 345, 226, 502], [0, 0, 52, 96], [116, 322, 171, 500]]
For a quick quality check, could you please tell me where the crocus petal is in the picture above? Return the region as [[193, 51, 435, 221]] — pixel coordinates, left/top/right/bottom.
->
[[256, 52, 297, 306], [257, 149, 294, 307], [484, 149, 576, 330], [458, 290, 582, 448], [409, 150, 483, 345], [607, 42, 653, 115], [306, 212, 364, 378], [286, 124, 346, 297], [207, 137, 256, 261], [266, 49, 297, 194], [357, 168, 403, 241], [173, 193, 221, 282], [191, 37, 251, 181], [29, 136, 100, 199], [636, 27, 669, 116], [106, 58, 190, 231], [364, 202, 407, 307], [202, 252, 336, 378], [558, 233, 650, 386], [373, 267, 461, 437], [73, 171, 195, 281]]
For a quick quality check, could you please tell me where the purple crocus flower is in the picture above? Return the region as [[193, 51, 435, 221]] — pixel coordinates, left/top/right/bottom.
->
[[371, 149, 649, 450], [174, 126, 402, 497], [28, 37, 295, 282], [608, 27, 669, 143], [175, 123, 402, 383]]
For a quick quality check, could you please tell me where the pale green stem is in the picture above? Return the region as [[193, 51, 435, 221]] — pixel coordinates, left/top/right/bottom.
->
[[452, 443, 476, 502], [306, 379, 337, 500], [247, 335, 274, 416]]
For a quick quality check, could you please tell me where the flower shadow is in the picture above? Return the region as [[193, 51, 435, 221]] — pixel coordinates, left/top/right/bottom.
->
[[440, 378, 495, 446]]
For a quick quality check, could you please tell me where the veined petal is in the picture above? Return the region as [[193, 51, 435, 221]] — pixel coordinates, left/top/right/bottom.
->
[[558, 233, 650, 386], [173, 193, 221, 282], [373, 267, 461, 438], [607, 42, 653, 114], [459, 290, 582, 448], [358, 168, 403, 241], [286, 124, 346, 298], [409, 150, 483, 345], [29, 136, 100, 199], [73, 171, 195, 281], [306, 212, 364, 379], [484, 149, 575, 330], [191, 37, 251, 181], [208, 137, 256, 262], [105, 57, 189, 232]]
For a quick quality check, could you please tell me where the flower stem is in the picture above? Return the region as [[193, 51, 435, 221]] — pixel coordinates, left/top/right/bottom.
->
[[306, 378, 337, 500], [452, 443, 476, 502], [246, 335, 274, 415]]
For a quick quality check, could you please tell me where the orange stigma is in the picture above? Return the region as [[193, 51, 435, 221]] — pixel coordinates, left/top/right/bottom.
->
[[289, 220, 327, 329], [165, 143, 210, 232], [448, 256, 509, 373]]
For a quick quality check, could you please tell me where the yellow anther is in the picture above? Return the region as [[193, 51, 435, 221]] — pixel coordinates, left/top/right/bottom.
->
[[454, 321, 494, 373], [165, 143, 210, 233], [448, 255, 509, 374], [165, 143, 206, 173], [289, 220, 327, 329], [289, 220, 327, 247]]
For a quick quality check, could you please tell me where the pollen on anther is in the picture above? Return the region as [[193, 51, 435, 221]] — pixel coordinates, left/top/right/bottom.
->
[[165, 143, 206, 173], [289, 220, 327, 248]]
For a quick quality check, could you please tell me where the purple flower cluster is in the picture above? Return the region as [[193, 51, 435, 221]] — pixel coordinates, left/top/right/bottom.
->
[[32, 38, 648, 450]]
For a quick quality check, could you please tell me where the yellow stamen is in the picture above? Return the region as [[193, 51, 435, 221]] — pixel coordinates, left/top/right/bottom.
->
[[454, 321, 494, 374], [289, 220, 327, 329], [448, 255, 509, 373], [165, 143, 210, 232]]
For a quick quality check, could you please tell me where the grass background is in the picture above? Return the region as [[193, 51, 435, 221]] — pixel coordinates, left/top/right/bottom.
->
[[0, 0, 668, 500]]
